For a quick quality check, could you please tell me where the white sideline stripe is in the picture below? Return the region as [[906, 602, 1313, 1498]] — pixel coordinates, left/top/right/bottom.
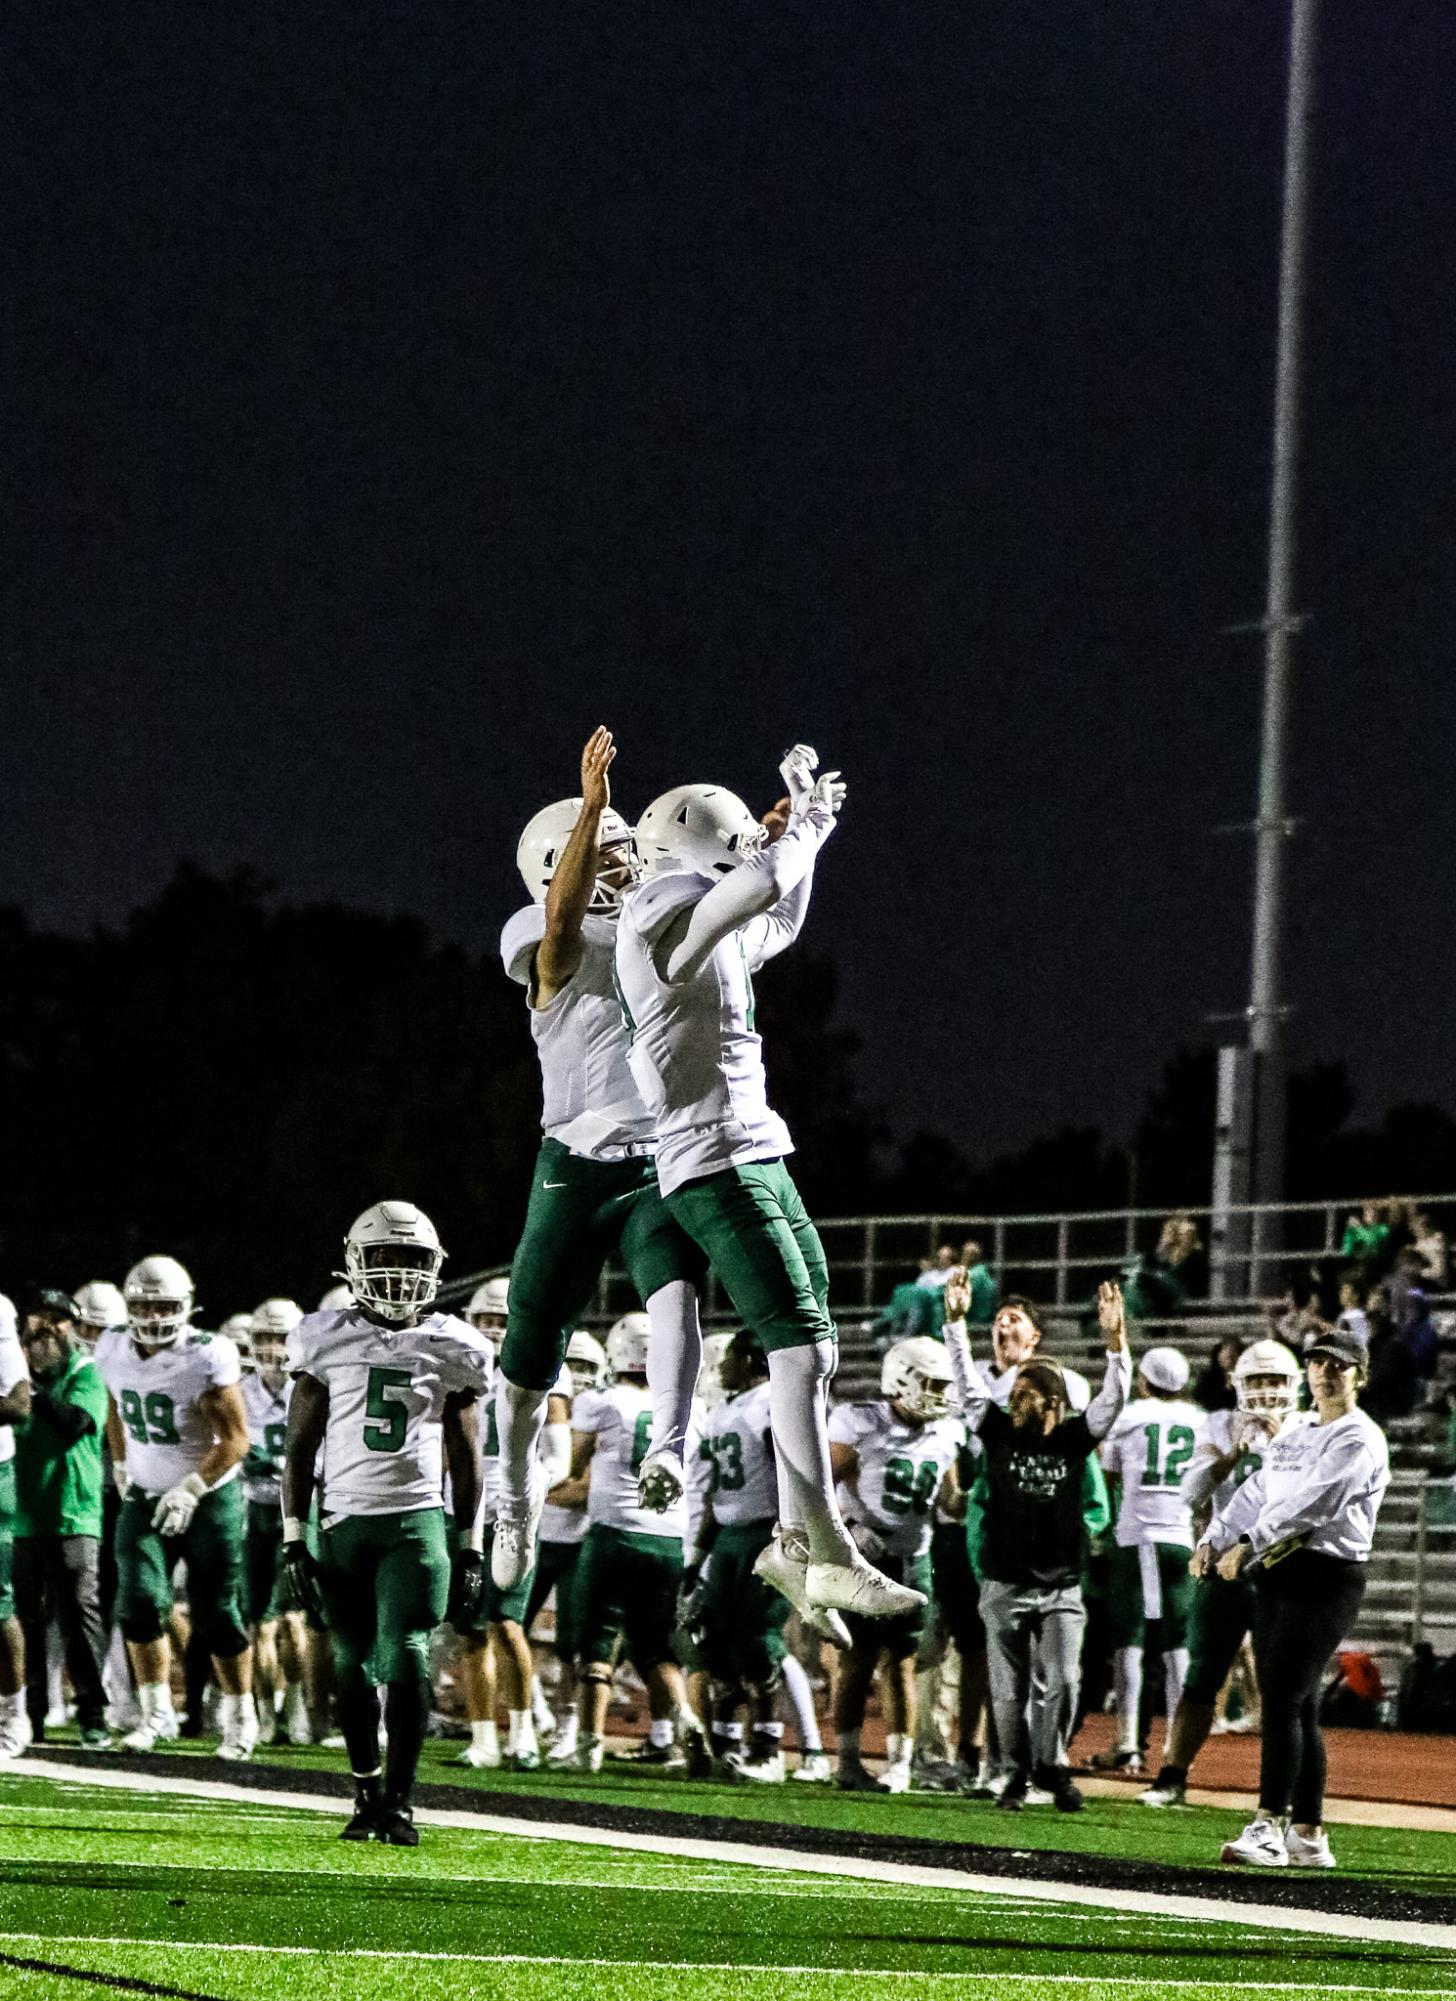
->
[[0, 1938, 1448, 1994], [0, 1936, 1437, 1995], [16, 1757, 1456, 1951]]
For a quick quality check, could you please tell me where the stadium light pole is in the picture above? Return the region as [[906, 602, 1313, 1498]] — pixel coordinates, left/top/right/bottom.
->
[[1245, 0, 1321, 1288]]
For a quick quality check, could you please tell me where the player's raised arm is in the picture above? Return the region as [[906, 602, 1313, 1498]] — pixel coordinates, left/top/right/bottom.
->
[[535, 726, 618, 1004]]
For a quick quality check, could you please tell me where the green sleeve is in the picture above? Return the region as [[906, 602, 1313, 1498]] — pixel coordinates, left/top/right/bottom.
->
[[1080, 1454, 1111, 1540], [71, 1361, 110, 1428]]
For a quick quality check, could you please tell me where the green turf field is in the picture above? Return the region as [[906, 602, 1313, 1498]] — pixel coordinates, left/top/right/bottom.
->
[[1, 1769, 1453, 2001]]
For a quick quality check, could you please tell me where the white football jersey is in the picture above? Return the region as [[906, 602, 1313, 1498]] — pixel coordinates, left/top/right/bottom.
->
[[828, 1400, 964, 1560], [95, 1326, 242, 1496], [1101, 1395, 1205, 1547], [0, 1294, 27, 1469], [480, 1361, 570, 1525], [614, 873, 793, 1198], [288, 1308, 490, 1523], [501, 906, 657, 1160], [697, 1379, 777, 1527], [574, 1381, 697, 1539], [1192, 1406, 1272, 1517], [540, 1374, 588, 1546], [241, 1373, 292, 1508]]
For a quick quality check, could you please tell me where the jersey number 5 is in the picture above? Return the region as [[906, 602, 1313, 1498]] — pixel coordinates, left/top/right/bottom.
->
[[364, 1367, 412, 1454]]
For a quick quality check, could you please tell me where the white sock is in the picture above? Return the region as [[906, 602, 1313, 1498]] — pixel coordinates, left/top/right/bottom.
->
[[886, 1734, 911, 1772], [140, 1682, 175, 1722], [552, 1712, 579, 1750], [1163, 1647, 1189, 1726], [1112, 1647, 1143, 1752], [645, 1279, 703, 1463], [649, 1716, 674, 1749], [766, 1342, 853, 1563], [471, 1719, 500, 1755], [507, 1709, 537, 1755], [0, 1692, 21, 1722], [530, 1675, 554, 1730], [496, 1376, 549, 1519], [780, 1653, 822, 1754], [839, 1725, 862, 1766]]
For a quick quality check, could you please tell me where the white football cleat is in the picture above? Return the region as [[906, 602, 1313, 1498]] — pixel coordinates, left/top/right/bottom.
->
[[636, 1451, 686, 1514], [455, 1740, 502, 1770], [119, 1722, 161, 1753], [492, 1501, 543, 1593], [574, 1736, 605, 1774], [283, 1686, 313, 1747], [546, 1721, 580, 1765], [1221, 1815, 1290, 1867], [739, 1749, 786, 1784], [792, 1752, 834, 1783], [1285, 1826, 1336, 1869], [0, 1716, 31, 1762], [806, 1549, 926, 1621], [215, 1698, 258, 1764], [882, 1761, 913, 1795], [753, 1532, 853, 1648]]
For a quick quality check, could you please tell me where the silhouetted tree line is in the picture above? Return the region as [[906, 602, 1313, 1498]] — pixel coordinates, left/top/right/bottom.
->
[[4, 866, 1455, 1309]]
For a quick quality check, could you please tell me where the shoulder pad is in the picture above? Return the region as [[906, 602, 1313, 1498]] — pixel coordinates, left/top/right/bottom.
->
[[501, 904, 547, 986], [622, 871, 708, 942]]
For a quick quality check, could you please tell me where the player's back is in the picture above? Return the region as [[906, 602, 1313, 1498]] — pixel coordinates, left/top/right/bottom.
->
[[1105, 1395, 1204, 1546], [577, 1380, 688, 1539]]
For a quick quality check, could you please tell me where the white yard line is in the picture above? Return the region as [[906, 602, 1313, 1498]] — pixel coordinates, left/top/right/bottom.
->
[[1, 1937, 1451, 1994], [14, 1757, 1456, 1951]]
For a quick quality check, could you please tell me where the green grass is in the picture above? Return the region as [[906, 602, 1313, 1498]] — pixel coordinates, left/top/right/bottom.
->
[[1, 1771, 1454, 2001]]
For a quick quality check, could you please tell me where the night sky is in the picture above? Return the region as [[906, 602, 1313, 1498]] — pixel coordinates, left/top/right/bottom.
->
[[9, 2, 1456, 1159]]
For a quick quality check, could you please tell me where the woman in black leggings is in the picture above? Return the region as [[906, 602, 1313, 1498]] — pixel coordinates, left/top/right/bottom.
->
[[1192, 1323, 1390, 1870]]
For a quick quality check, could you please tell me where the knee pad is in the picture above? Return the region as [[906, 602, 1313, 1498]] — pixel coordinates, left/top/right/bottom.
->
[[581, 1661, 615, 1690], [119, 1608, 163, 1646]]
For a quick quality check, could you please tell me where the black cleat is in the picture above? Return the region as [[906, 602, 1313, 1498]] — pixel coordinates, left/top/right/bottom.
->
[[1038, 1765, 1085, 1813], [376, 1804, 419, 1847], [997, 1770, 1030, 1812], [341, 1777, 382, 1842]]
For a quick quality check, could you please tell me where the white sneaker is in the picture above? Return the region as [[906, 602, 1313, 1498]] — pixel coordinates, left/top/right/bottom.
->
[[216, 1699, 258, 1764], [793, 1752, 833, 1783], [0, 1718, 31, 1762], [1285, 1825, 1336, 1869], [882, 1760, 912, 1794], [531, 1689, 557, 1737], [492, 1501, 543, 1593], [739, 1749, 786, 1784], [546, 1723, 580, 1765], [1221, 1815, 1290, 1867], [119, 1722, 160, 1753], [152, 1706, 181, 1744], [806, 1549, 926, 1621], [637, 1451, 686, 1514], [574, 1737, 604, 1774], [753, 1532, 853, 1649], [455, 1739, 502, 1770]]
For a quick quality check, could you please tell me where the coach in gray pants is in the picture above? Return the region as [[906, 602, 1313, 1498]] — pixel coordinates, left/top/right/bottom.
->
[[942, 1274, 1130, 1812]]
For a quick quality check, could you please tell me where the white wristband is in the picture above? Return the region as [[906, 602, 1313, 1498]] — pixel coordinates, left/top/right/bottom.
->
[[461, 1524, 485, 1555], [282, 1516, 307, 1545]]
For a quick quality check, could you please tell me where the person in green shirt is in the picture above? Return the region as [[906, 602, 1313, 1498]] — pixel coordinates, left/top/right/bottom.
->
[[13, 1291, 111, 1747]]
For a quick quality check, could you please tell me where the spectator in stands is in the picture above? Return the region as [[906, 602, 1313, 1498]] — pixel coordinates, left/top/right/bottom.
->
[[941, 1273, 1131, 1814], [916, 1246, 958, 1300], [1119, 1214, 1203, 1327], [1380, 1245, 1431, 1338], [958, 1240, 1000, 1327], [868, 1262, 938, 1351], [11, 1291, 110, 1747], [1336, 1272, 1372, 1346], [1362, 1295, 1419, 1425], [1192, 1337, 1241, 1414], [1398, 1289, 1441, 1390], [1410, 1208, 1449, 1289], [1338, 1201, 1395, 1280]]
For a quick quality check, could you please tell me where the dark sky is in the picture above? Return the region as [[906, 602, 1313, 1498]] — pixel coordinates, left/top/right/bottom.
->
[[9, 2, 1456, 1158]]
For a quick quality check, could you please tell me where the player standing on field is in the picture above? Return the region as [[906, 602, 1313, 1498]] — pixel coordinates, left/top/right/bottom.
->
[[1094, 1346, 1203, 1773], [1196, 1323, 1389, 1871], [239, 1299, 310, 1746], [614, 745, 920, 1629], [282, 1202, 491, 1845], [96, 1257, 256, 1760], [493, 728, 709, 1593]]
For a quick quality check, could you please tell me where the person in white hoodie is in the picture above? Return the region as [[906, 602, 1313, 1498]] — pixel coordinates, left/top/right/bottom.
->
[[1195, 1323, 1390, 1871]]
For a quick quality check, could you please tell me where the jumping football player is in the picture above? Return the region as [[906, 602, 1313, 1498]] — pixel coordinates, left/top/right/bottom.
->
[[96, 1257, 255, 1758], [614, 745, 919, 1627], [493, 727, 709, 1592], [282, 1202, 491, 1844]]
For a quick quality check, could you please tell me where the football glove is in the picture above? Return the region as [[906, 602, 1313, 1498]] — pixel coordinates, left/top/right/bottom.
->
[[800, 769, 847, 838], [113, 1462, 133, 1502], [281, 1538, 325, 1621], [447, 1549, 487, 1634], [152, 1473, 207, 1538], [779, 743, 820, 814], [677, 1562, 708, 1631]]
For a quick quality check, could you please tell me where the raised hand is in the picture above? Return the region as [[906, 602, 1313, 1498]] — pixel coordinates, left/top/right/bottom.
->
[[801, 769, 847, 835], [1096, 1280, 1127, 1350], [942, 1266, 973, 1323], [580, 726, 616, 814]]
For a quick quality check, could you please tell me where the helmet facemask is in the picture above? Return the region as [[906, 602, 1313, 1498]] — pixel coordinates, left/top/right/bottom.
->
[[127, 1298, 191, 1351], [343, 1241, 442, 1325], [1236, 1373, 1299, 1418], [587, 834, 643, 917], [890, 1365, 954, 1423]]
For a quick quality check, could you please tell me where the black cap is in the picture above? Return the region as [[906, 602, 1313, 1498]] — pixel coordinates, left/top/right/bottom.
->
[[1303, 1324, 1368, 1369], [23, 1287, 80, 1325]]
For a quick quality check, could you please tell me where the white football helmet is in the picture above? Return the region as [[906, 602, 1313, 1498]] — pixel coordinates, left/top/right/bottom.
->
[[124, 1256, 195, 1350], [694, 1330, 735, 1412], [605, 1310, 652, 1378], [565, 1329, 609, 1394], [1233, 1339, 1302, 1418], [516, 798, 638, 914], [318, 1283, 354, 1313], [73, 1281, 127, 1336], [252, 1298, 304, 1341], [341, 1201, 444, 1324], [635, 784, 766, 878], [220, 1312, 256, 1369], [1139, 1345, 1191, 1394], [881, 1336, 955, 1422], [466, 1276, 510, 1343]]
